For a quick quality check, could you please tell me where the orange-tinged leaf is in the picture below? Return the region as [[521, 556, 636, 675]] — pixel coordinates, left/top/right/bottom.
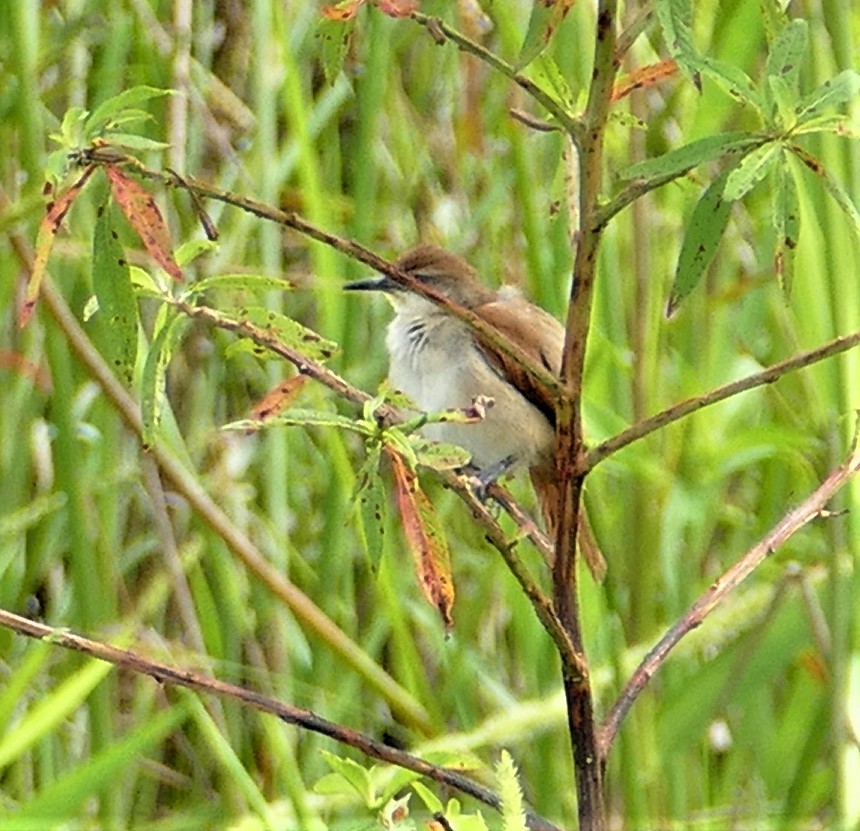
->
[[105, 165, 184, 282], [390, 453, 454, 629], [375, 0, 419, 17], [249, 375, 308, 421], [612, 58, 679, 102], [20, 166, 96, 328], [321, 0, 365, 20]]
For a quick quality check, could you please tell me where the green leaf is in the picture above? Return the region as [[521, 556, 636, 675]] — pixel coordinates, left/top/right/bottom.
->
[[699, 56, 761, 110], [723, 143, 780, 202], [772, 158, 800, 297], [223, 305, 340, 363], [187, 273, 294, 296], [85, 85, 175, 138], [620, 131, 761, 182], [354, 442, 387, 569], [98, 132, 171, 152], [52, 106, 88, 148], [317, 17, 356, 84], [410, 438, 471, 472], [174, 238, 218, 268], [789, 144, 860, 235], [221, 408, 372, 435], [653, 0, 701, 90], [668, 168, 734, 315], [318, 750, 375, 806], [496, 751, 527, 831], [794, 69, 860, 125], [762, 19, 808, 121], [141, 308, 189, 448], [517, 0, 576, 70], [411, 780, 443, 813], [92, 202, 139, 384]]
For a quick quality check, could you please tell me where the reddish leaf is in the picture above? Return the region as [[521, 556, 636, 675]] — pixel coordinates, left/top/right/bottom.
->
[[20, 166, 96, 328], [105, 165, 184, 282], [612, 58, 679, 102], [321, 0, 365, 20], [390, 453, 455, 629], [249, 375, 308, 422], [375, 0, 419, 17]]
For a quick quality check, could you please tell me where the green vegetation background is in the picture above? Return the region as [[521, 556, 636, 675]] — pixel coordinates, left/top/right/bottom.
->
[[0, 1, 858, 829]]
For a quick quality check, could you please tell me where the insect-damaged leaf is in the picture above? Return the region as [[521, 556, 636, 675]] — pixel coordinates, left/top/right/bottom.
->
[[390, 453, 454, 629], [353, 442, 387, 569], [248, 375, 308, 421], [667, 168, 734, 315], [225, 305, 340, 363], [772, 160, 800, 297], [92, 203, 139, 384], [104, 165, 184, 282], [20, 166, 96, 328]]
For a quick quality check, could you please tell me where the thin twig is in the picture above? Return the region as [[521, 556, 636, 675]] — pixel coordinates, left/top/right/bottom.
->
[[599, 441, 860, 759], [0, 608, 562, 831], [583, 329, 860, 472]]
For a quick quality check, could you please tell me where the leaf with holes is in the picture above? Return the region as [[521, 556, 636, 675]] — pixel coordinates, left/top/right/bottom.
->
[[772, 160, 800, 297], [795, 69, 860, 126], [20, 166, 97, 328], [354, 442, 387, 569], [92, 203, 139, 384], [698, 56, 761, 110], [612, 58, 678, 103], [667, 168, 734, 315], [723, 143, 780, 202], [222, 409, 371, 435], [248, 376, 308, 421], [141, 307, 189, 448], [390, 453, 454, 629], [223, 306, 340, 363], [517, 0, 577, 69], [762, 19, 808, 122], [105, 165, 183, 282]]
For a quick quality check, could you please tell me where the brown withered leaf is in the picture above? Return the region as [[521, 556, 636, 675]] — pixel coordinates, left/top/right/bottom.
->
[[105, 165, 184, 282], [321, 0, 365, 20], [20, 166, 96, 329], [248, 375, 308, 422], [389, 452, 454, 629], [612, 58, 679, 102]]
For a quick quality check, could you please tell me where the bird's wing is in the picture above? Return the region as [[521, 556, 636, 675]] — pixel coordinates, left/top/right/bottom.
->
[[472, 295, 564, 427]]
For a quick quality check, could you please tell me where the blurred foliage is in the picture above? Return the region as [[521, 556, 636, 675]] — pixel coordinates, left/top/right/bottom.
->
[[0, 1, 858, 829]]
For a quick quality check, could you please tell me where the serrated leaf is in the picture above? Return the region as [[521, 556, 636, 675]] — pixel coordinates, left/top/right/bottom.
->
[[141, 309, 189, 448], [794, 69, 860, 125], [104, 165, 184, 282], [699, 56, 761, 110], [723, 143, 780, 201], [517, 0, 577, 70], [92, 203, 139, 384], [223, 305, 340, 362], [318, 750, 375, 805], [496, 751, 527, 831], [772, 159, 800, 297], [390, 453, 454, 629], [85, 86, 174, 138], [354, 442, 387, 568], [317, 16, 357, 84], [653, 0, 701, 90], [762, 19, 808, 121], [668, 168, 734, 315], [20, 165, 96, 328], [620, 131, 760, 182], [187, 273, 294, 296], [790, 144, 860, 235]]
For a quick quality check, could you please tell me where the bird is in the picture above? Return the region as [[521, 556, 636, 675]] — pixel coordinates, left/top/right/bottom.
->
[[345, 244, 565, 531]]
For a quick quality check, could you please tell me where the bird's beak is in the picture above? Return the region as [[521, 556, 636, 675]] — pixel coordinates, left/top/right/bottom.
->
[[343, 275, 398, 293]]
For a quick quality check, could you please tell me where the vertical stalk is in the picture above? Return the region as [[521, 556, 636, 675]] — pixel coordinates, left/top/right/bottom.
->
[[555, 2, 619, 827]]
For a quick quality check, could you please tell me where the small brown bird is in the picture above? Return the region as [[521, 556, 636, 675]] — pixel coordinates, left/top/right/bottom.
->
[[346, 245, 564, 530]]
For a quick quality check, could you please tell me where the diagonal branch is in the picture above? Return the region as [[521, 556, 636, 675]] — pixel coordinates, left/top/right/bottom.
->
[[0, 608, 562, 831], [583, 329, 860, 472], [598, 438, 860, 759]]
